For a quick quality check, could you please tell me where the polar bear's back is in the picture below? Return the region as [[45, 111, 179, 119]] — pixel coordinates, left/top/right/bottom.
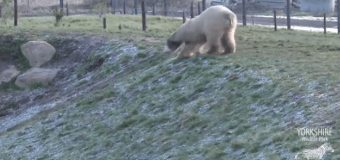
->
[[197, 5, 237, 34]]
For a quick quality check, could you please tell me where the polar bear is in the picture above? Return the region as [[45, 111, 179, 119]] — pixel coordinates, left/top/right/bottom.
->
[[164, 5, 237, 59]]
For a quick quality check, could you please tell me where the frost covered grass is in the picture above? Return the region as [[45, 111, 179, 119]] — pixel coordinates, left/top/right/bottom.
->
[[0, 15, 340, 159]]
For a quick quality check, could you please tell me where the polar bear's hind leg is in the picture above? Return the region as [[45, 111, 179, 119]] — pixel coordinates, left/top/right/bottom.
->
[[204, 30, 224, 55], [221, 15, 237, 55], [220, 33, 233, 54]]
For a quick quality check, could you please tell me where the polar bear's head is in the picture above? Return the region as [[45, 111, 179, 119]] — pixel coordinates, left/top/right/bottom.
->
[[165, 31, 183, 53], [166, 40, 182, 52]]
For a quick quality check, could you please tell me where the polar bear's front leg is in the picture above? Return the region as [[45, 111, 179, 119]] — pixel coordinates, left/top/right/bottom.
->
[[177, 42, 197, 59], [194, 43, 205, 56]]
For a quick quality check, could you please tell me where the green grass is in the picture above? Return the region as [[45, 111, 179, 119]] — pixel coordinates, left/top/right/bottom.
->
[[0, 81, 22, 91], [0, 14, 181, 40], [0, 36, 29, 72], [0, 15, 340, 159], [2, 102, 19, 110]]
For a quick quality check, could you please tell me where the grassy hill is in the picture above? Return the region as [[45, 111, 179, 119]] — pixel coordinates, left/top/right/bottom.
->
[[0, 14, 339, 159]]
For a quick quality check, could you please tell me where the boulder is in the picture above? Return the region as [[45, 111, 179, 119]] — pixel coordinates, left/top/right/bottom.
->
[[15, 68, 58, 88], [20, 41, 56, 67], [0, 62, 20, 85]]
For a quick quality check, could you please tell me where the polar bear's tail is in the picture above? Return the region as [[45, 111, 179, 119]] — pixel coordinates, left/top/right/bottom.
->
[[226, 13, 237, 28]]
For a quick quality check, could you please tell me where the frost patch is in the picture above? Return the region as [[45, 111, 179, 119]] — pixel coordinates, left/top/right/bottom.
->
[[189, 154, 204, 159], [198, 104, 211, 114], [198, 135, 225, 148], [119, 45, 139, 56], [257, 76, 272, 84], [293, 109, 307, 123], [330, 102, 340, 111], [307, 82, 319, 90], [0, 99, 66, 133], [250, 103, 265, 113]]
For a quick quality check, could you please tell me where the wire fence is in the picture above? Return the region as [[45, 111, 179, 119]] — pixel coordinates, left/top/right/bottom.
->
[[1, 0, 340, 34], [0, 0, 206, 18]]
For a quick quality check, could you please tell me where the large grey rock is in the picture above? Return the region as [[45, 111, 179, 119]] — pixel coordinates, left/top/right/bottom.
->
[[20, 41, 56, 67], [0, 62, 20, 85], [15, 68, 58, 88]]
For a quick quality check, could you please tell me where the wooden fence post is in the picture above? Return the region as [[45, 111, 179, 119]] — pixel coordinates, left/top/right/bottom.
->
[[202, 0, 206, 11], [190, 1, 194, 18], [27, 0, 29, 14], [111, 0, 115, 14], [142, 1, 146, 31], [134, 0, 137, 15], [274, 10, 277, 31], [287, 0, 291, 29], [60, 0, 63, 9], [152, 1, 155, 15], [324, 13, 326, 34], [60, 0, 63, 14], [171, 9, 174, 20], [103, 17, 106, 29], [14, 0, 18, 26], [164, 0, 167, 16], [183, 11, 186, 23], [123, 1, 126, 14], [338, 0, 340, 33], [242, 0, 246, 26], [252, 15, 254, 25], [198, 2, 201, 15], [66, 2, 69, 16]]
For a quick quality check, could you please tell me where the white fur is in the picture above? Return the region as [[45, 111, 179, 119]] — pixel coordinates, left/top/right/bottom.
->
[[167, 5, 237, 58]]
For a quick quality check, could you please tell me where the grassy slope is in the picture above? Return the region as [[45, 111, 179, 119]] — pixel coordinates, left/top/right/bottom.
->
[[0, 15, 339, 159]]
